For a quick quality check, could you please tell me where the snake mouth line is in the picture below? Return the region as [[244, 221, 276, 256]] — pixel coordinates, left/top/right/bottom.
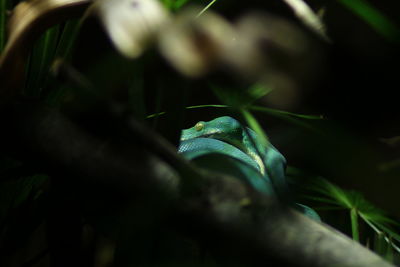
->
[[180, 129, 223, 141]]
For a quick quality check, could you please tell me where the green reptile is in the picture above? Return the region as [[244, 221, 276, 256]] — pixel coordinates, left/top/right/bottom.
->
[[179, 116, 320, 221]]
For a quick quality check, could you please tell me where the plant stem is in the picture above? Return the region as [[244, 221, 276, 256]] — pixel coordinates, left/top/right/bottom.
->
[[0, 0, 7, 52], [351, 208, 360, 242], [196, 0, 218, 17]]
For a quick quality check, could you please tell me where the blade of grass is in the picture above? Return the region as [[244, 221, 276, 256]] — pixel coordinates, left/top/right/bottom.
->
[[186, 104, 227, 110], [361, 211, 400, 226], [362, 217, 400, 254], [249, 105, 325, 135], [338, 0, 400, 42], [386, 238, 400, 254], [0, 0, 7, 52], [249, 105, 323, 120], [197, 0, 218, 18], [312, 206, 347, 211], [147, 104, 228, 118], [0, 0, 91, 103], [383, 238, 395, 263], [54, 18, 82, 61], [361, 214, 383, 234], [293, 173, 400, 252], [306, 178, 353, 208], [246, 83, 273, 102], [373, 232, 387, 256], [44, 19, 82, 106], [372, 222, 400, 244], [240, 109, 269, 148], [210, 83, 274, 108], [351, 208, 360, 241], [148, 104, 324, 135], [25, 25, 60, 97], [301, 195, 343, 206]]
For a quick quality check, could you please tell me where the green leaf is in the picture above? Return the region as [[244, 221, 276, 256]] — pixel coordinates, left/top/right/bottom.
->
[[372, 232, 396, 261], [54, 18, 82, 61], [371, 222, 400, 243], [249, 105, 325, 135], [197, 0, 218, 17], [338, 0, 400, 42], [302, 175, 400, 252], [351, 208, 360, 241], [383, 239, 395, 262], [160, 0, 173, 9], [185, 84, 324, 135], [246, 84, 273, 102], [373, 232, 386, 254], [211, 83, 273, 108], [0, 0, 8, 52], [363, 218, 400, 256], [249, 105, 323, 120], [312, 206, 347, 211], [25, 25, 60, 97], [186, 104, 228, 110], [304, 177, 352, 208], [301, 196, 343, 206], [172, 0, 191, 11], [240, 109, 269, 148], [147, 104, 228, 119]]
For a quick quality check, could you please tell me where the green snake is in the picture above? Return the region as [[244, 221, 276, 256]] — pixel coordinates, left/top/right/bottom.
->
[[179, 116, 320, 221]]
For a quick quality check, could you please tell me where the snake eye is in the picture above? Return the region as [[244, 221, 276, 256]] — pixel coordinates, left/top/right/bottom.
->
[[194, 122, 205, 131]]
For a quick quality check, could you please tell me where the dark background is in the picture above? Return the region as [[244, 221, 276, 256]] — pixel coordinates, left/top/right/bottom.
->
[[175, 0, 400, 217], [1, 0, 400, 266]]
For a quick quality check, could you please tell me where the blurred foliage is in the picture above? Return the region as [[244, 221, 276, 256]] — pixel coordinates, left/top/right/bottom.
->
[[288, 167, 400, 262], [0, 0, 400, 266], [337, 0, 400, 42]]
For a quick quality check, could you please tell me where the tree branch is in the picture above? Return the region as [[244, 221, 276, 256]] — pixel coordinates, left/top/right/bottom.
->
[[0, 101, 392, 267]]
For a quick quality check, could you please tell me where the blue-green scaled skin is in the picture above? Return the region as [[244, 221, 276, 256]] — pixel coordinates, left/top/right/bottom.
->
[[179, 116, 320, 221]]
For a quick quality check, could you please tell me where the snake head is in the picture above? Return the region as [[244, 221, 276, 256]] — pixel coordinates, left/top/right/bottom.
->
[[180, 116, 243, 141]]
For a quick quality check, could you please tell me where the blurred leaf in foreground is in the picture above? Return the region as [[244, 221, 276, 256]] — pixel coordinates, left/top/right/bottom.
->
[[282, 0, 329, 40], [338, 0, 400, 42], [93, 0, 170, 58]]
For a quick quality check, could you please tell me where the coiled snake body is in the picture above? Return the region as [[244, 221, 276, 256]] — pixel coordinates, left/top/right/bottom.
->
[[179, 116, 320, 221]]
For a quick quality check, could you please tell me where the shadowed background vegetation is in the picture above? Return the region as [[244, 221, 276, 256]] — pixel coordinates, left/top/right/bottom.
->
[[0, 0, 400, 266]]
